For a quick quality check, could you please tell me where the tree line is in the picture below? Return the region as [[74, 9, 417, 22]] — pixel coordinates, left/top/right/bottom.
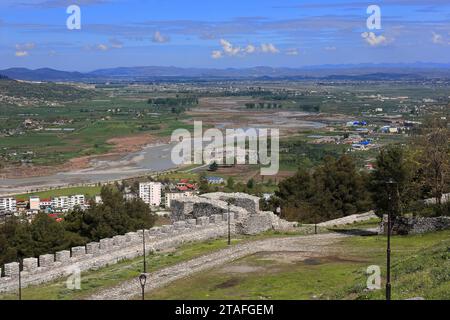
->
[[268, 118, 449, 223]]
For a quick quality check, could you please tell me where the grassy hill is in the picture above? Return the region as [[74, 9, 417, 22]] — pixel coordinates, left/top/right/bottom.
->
[[0, 78, 94, 102]]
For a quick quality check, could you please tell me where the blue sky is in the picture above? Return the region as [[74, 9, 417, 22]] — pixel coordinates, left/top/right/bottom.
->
[[0, 0, 449, 71]]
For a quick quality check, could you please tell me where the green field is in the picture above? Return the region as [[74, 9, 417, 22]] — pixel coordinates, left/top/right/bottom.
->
[[15, 186, 102, 200]]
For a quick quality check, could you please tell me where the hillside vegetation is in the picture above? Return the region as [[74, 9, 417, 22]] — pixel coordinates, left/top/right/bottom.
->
[[0, 79, 94, 103]]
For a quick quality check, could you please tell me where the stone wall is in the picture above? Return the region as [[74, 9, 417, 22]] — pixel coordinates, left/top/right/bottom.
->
[[0, 192, 295, 294], [317, 211, 377, 228], [379, 215, 450, 235], [0, 214, 229, 293]]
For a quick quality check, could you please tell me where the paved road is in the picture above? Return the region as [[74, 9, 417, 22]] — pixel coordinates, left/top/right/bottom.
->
[[86, 233, 348, 300]]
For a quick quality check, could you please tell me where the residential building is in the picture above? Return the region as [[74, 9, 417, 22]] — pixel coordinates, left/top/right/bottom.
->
[[206, 176, 224, 184], [29, 196, 40, 211], [51, 196, 70, 211], [165, 191, 194, 208], [139, 182, 162, 207], [0, 197, 17, 214], [40, 198, 52, 208], [95, 195, 103, 204], [69, 194, 85, 208], [51, 195, 85, 211]]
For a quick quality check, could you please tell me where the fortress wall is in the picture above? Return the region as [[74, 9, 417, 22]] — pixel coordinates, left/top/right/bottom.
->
[[0, 192, 295, 294], [0, 218, 229, 294]]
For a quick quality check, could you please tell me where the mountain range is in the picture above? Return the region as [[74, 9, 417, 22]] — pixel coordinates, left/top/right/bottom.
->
[[1, 63, 449, 82]]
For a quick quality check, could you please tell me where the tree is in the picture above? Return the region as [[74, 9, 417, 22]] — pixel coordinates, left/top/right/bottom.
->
[[417, 118, 450, 208], [276, 155, 372, 223], [370, 145, 418, 217], [246, 178, 255, 189], [226, 177, 235, 190], [208, 161, 218, 172]]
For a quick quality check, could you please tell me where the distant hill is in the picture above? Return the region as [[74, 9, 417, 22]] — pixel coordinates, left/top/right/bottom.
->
[[1, 63, 450, 82], [0, 78, 94, 102], [0, 68, 85, 82]]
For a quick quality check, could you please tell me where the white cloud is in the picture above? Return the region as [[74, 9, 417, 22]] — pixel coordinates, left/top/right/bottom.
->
[[211, 39, 282, 59], [431, 32, 450, 44], [152, 31, 170, 43], [220, 39, 241, 56], [361, 32, 390, 47], [285, 48, 299, 55], [15, 51, 29, 57], [261, 43, 279, 53], [96, 44, 109, 51], [15, 42, 35, 57], [211, 50, 223, 59], [245, 44, 256, 54]]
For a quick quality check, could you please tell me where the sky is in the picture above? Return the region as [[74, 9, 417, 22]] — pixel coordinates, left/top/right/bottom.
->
[[0, 0, 449, 71]]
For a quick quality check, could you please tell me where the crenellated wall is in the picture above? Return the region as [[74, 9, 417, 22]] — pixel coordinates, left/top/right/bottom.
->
[[0, 213, 234, 293], [0, 192, 296, 294]]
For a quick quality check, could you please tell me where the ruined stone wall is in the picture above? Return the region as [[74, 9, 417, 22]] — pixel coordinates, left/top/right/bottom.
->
[[201, 193, 260, 214], [0, 192, 296, 294], [0, 213, 231, 294]]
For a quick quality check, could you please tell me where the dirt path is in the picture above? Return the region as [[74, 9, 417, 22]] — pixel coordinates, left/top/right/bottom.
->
[[86, 233, 348, 300]]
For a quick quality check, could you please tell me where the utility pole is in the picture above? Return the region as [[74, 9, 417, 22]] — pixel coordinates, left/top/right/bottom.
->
[[385, 179, 397, 301], [142, 228, 147, 273], [227, 201, 231, 246]]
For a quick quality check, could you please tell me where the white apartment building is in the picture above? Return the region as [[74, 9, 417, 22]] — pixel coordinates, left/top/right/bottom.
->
[[51, 195, 85, 211], [165, 191, 194, 208], [69, 194, 85, 208], [139, 182, 162, 207], [0, 197, 17, 214]]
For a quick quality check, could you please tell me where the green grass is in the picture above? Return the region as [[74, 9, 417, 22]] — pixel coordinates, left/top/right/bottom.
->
[[14, 186, 102, 200], [148, 230, 450, 300]]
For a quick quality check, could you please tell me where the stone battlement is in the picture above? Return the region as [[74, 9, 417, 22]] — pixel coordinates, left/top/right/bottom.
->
[[0, 192, 295, 294]]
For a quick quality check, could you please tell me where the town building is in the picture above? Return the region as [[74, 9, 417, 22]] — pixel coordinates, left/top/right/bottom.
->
[[29, 196, 40, 211], [165, 191, 195, 208], [139, 182, 162, 207], [206, 176, 224, 184], [0, 197, 17, 214]]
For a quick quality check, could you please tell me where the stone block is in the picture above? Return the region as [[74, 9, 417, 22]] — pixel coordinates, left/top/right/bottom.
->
[[4, 262, 20, 277], [86, 242, 100, 255], [125, 232, 139, 242], [210, 214, 222, 224], [55, 250, 71, 263], [148, 227, 162, 235], [196, 216, 209, 226], [71, 246, 86, 258], [186, 219, 197, 226], [39, 254, 55, 267], [173, 221, 187, 229], [161, 225, 174, 233], [113, 235, 126, 247], [99, 238, 113, 251]]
